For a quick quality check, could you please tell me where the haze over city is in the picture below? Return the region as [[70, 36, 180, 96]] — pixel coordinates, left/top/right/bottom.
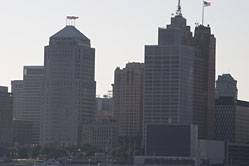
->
[[0, 0, 249, 100]]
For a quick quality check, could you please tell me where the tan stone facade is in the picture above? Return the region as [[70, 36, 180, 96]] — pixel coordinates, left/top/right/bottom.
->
[[113, 63, 144, 147]]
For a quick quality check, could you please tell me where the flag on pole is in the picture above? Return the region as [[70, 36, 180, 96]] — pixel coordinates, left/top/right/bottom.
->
[[67, 16, 79, 19], [204, 1, 211, 7]]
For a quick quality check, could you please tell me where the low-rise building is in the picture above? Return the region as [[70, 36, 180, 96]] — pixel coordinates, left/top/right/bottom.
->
[[82, 119, 117, 154]]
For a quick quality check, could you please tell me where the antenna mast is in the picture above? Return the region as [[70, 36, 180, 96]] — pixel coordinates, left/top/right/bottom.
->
[[176, 0, 182, 16]]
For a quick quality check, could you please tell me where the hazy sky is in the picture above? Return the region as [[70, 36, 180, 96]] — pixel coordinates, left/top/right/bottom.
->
[[0, 0, 249, 100]]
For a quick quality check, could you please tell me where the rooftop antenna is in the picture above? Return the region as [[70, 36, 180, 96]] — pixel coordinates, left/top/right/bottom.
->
[[66, 16, 79, 26], [176, 0, 182, 16]]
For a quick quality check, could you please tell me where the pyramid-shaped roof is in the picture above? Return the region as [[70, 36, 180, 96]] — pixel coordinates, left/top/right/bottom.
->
[[50, 26, 89, 41]]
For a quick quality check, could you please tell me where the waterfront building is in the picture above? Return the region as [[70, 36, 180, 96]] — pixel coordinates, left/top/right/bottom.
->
[[143, 13, 194, 144], [40, 24, 96, 145]]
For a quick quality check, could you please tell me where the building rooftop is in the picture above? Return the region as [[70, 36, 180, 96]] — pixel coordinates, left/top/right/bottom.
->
[[216, 97, 249, 107], [50, 25, 90, 41], [0, 86, 8, 93], [217, 74, 236, 82]]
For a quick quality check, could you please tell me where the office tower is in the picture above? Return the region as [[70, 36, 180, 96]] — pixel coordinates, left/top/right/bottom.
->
[[95, 96, 113, 121], [22, 66, 43, 144], [0, 86, 13, 147], [11, 67, 43, 144], [11, 80, 24, 120], [40, 25, 96, 145], [143, 13, 194, 143], [216, 74, 238, 99], [113, 63, 144, 147], [193, 25, 216, 140], [215, 97, 249, 144]]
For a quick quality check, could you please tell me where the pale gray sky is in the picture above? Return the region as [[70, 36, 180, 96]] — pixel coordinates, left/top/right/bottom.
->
[[0, 0, 249, 100]]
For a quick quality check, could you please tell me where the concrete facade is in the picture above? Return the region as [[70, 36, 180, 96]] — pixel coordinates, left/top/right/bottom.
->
[[113, 63, 144, 148]]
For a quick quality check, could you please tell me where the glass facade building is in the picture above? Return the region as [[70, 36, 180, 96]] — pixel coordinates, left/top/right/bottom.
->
[[143, 16, 194, 143]]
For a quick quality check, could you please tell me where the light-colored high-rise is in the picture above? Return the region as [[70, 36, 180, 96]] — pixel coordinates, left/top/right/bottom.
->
[[40, 25, 96, 145]]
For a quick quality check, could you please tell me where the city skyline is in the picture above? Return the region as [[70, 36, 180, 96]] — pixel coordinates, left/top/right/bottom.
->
[[0, 0, 249, 100]]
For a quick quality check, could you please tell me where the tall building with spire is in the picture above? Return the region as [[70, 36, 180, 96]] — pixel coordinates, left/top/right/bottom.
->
[[40, 24, 96, 145], [143, 0, 216, 143], [143, 6, 194, 144]]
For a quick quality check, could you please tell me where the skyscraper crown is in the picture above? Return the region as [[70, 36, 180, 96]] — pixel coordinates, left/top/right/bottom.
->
[[51, 25, 89, 40], [49, 25, 90, 46]]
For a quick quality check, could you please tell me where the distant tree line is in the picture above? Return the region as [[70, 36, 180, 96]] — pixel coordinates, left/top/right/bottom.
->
[[0, 144, 101, 160]]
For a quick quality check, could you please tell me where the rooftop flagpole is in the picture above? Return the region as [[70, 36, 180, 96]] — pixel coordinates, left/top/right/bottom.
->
[[202, 1, 211, 25], [202, 0, 205, 25]]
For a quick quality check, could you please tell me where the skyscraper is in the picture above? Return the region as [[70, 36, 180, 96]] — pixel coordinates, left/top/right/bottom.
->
[[193, 25, 216, 140], [216, 74, 238, 99], [0, 86, 13, 147], [143, 14, 194, 143], [40, 25, 96, 145], [23, 66, 44, 144], [143, 1, 216, 142], [12, 66, 44, 144], [113, 63, 144, 147]]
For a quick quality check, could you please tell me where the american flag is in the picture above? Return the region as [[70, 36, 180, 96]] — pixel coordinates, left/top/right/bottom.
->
[[204, 1, 211, 7]]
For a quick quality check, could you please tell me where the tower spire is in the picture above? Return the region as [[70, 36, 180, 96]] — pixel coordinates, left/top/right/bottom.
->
[[176, 0, 182, 16]]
